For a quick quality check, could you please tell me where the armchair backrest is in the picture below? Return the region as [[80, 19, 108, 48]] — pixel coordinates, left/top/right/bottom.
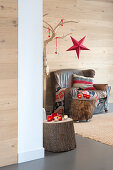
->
[[50, 69, 95, 89]]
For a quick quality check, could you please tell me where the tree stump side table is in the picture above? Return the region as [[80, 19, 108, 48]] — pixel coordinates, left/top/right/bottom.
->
[[70, 98, 96, 121], [43, 118, 76, 152]]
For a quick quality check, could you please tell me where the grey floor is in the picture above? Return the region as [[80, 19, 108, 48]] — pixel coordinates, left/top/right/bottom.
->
[[1, 103, 113, 170]]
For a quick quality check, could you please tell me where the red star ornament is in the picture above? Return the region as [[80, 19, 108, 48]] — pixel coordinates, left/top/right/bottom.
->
[[67, 36, 90, 59]]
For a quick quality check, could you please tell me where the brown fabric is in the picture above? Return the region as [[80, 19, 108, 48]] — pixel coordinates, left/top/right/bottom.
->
[[93, 84, 108, 91], [82, 69, 95, 78], [64, 88, 73, 115], [53, 69, 84, 88]]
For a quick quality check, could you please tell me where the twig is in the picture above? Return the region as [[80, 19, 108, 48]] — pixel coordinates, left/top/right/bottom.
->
[[54, 20, 62, 31], [43, 20, 53, 31], [43, 25, 49, 30], [43, 13, 48, 17], [58, 33, 72, 39], [43, 21, 55, 44], [54, 20, 78, 31]]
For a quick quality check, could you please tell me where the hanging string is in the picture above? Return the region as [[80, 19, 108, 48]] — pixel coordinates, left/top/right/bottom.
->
[[61, 19, 64, 27], [55, 37, 59, 54], [54, 19, 64, 54], [48, 28, 50, 37]]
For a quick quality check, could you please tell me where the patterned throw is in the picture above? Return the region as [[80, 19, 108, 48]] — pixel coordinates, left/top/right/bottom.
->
[[54, 87, 66, 114], [54, 87, 98, 114], [72, 74, 95, 90]]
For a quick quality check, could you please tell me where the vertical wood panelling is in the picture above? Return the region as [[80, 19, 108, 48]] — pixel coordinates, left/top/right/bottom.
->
[[0, 0, 18, 167], [43, 0, 113, 110]]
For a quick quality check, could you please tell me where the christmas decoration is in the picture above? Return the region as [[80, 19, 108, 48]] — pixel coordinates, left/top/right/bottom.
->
[[43, 16, 77, 74], [48, 28, 50, 37], [43, 14, 77, 107], [78, 94, 82, 99], [47, 113, 63, 122], [47, 115, 53, 121], [67, 36, 90, 59], [61, 19, 64, 26]]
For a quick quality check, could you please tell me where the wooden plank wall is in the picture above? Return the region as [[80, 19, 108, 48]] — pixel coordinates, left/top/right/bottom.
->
[[43, 0, 113, 111], [0, 0, 18, 167]]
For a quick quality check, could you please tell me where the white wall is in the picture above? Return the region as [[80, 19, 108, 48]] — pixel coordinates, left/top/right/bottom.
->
[[18, 0, 44, 163]]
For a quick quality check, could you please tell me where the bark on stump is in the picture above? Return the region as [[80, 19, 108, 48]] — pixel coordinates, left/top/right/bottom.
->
[[43, 118, 76, 152]]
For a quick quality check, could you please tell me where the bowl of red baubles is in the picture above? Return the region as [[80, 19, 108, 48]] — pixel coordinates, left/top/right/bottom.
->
[[47, 113, 63, 122], [77, 93, 90, 99]]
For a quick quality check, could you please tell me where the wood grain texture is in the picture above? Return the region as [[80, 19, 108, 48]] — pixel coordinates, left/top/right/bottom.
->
[[43, 119, 76, 152], [43, 0, 113, 110], [0, 0, 18, 167]]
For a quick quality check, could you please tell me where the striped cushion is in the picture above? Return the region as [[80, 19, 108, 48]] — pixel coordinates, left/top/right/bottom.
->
[[72, 74, 95, 90]]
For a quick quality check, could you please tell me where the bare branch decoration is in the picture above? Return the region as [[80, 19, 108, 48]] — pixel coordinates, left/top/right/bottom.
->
[[43, 18, 77, 75], [43, 14, 77, 107]]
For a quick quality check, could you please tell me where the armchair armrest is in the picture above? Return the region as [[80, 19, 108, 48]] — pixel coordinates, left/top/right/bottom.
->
[[93, 84, 111, 112], [93, 84, 108, 91], [105, 85, 111, 111]]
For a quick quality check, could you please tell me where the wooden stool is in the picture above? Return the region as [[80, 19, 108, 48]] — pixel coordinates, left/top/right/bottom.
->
[[43, 118, 76, 152], [70, 98, 96, 121]]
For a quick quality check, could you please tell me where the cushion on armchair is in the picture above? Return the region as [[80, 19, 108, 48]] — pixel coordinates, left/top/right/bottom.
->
[[72, 74, 95, 90]]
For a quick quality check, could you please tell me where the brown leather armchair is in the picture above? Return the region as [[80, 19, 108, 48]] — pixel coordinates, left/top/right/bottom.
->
[[50, 69, 111, 114]]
